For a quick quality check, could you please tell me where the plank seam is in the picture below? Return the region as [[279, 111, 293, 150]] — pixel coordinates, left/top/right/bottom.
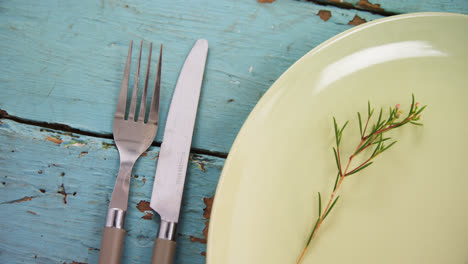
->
[[0, 109, 228, 159], [301, 0, 398, 16]]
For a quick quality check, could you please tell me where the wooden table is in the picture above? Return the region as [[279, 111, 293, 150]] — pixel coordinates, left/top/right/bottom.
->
[[1, 1, 466, 263]]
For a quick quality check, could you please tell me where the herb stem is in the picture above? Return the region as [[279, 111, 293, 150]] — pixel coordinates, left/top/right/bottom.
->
[[297, 96, 426, 264]]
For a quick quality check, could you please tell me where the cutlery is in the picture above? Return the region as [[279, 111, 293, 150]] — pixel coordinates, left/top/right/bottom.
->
[[98, 40, 162, 264], [149, 39, 208, 264]]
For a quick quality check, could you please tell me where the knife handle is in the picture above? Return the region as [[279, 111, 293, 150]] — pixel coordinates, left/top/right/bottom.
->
[[151, 238, 177, 264], [151, 220, 178, 264], [98, 227, 126, 264]]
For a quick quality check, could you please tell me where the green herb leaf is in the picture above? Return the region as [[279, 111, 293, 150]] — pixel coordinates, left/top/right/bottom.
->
[[333, 117, 339, 147], [387, 107, 394, 124], [368, 101, 371, 116], [372, 137, 390, 144], [409, 93, 415, 115], [318, 192, 322, 218], [382, 141, 397, 152], [323, 196, 340, 220], [333, 147, 341, 173], [306, 218, 320, 246], [376, 108, 383, 128], [346, 162, 374, 176], [358, 112, 363, 136], [338, 121, 349, 145], [333, 172, 340, 191], [340, 121, 349, 136], [410, 122, 423, 126], [415, 105, 427, 116], [371, 135, 383, 158]]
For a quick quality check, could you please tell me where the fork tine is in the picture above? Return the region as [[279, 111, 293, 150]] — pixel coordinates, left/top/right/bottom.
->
[[127, 40, 143, 121], [138, 42, 153, 122], [148, 44, 162, 125], [115, 40, 133, 119]]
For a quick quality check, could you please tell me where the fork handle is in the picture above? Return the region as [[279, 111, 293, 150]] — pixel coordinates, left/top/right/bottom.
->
[[98, 227, 126, 264]]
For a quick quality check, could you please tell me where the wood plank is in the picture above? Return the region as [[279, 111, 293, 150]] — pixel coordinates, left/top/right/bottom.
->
[[0, 119, 223, 263], [317, 0, 468, 15], [0, 0, 384, 154]]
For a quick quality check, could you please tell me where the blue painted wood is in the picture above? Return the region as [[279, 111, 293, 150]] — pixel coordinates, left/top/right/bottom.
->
[[0, 0, 384, 154], [0, 119, 223, 263], [321, 0, 468, 14]]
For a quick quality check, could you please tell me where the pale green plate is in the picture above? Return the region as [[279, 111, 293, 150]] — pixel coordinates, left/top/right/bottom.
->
[[207, 13, 468, 264]]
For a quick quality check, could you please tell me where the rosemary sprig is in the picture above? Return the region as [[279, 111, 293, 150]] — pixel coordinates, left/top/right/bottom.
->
[[297, 94, 426, 263]]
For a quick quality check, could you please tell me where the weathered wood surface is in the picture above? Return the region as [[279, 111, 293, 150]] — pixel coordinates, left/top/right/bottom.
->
[[1, 0, 466, 263], [0, 0, 386, 154], [0, 120, 223, 263]]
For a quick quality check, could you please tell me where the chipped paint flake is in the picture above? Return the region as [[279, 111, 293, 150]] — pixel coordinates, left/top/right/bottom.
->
[[191, 196, 214, 247], [7, 196, 36, 204], [27, 210, 38, 215], [190, 236, 207, 244], [142, 213, 153, 220], [78, 151, 88, 158], [101, 142, 114, 149], [64, 139, 87, 148], [45, 136, 63, 145], [136, 200, 151, 212], [348, 15, 367, 26], [257, 0, 275, 3], [318, 10, 331, 22], [57, 184, 68, 204], [356, 0, 384, 12]]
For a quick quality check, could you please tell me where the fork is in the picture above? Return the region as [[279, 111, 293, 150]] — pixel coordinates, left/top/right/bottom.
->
[[98, 40, 162, 264]]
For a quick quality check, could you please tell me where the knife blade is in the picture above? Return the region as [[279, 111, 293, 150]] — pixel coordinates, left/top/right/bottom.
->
[[150, 39, 208, 264]]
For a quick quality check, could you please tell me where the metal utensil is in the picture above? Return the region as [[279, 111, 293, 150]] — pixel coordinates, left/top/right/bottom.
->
[[98, 40, 162, 264], [149, 39, 208, 264]]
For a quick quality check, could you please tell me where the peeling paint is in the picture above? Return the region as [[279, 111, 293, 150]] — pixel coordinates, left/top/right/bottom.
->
[[137, 201, 153, 220], [57, 184, 68, 204], [78, 151, 88, 158], [191, 196, 214, 247], [141, 213, 153, 220], [203, 196, 214, 219], [257, 0, 275, 3], [136, 200, 151, 212], [141, 152, 148, 157], [101, 142, 114, 149], [7, 196, 36, 204], [27, 210, 38, 215], [356, 0, 384, 12], [45, 136, 63, 145], [191, 155, 208, 172], [318, 10, 331, 22], [64, 139, 87, 148], [348, 15, 367, 26], [190, 236, 206, 244]]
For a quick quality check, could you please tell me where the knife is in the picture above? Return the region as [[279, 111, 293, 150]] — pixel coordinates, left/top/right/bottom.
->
[[150, 39, 208, 264]]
